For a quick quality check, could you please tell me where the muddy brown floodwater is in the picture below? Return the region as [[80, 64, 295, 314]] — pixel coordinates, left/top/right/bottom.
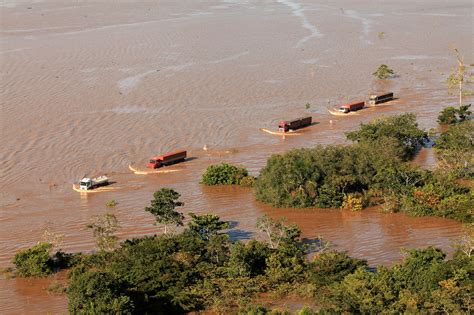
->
[[1, 0, 473, 313]]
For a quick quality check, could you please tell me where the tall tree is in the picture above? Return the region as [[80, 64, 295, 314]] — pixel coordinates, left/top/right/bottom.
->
[[447, 48, 466, 107], [145, 188, 184, 234], [187, 213, 229, 241]]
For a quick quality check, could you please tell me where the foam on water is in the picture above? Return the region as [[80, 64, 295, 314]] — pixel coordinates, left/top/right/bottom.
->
[[277, 0, 323, 47]]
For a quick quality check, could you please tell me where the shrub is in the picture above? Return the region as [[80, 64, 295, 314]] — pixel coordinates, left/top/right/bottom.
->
[[105, 200, 118, 207], [13, 242, 53, 277], [307, 251, 367, 286], [342, 193, 364, 211], [438, 104, 471, 125], [240, 176, 256, 187], [201, 163, 248, 186], [373, 64, 395, 79]]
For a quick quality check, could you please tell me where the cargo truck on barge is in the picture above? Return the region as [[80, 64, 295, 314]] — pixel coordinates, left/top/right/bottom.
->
[[79, 176, 109, 190], [147, 150, 187, 169], [278, 116, 312, 132], [338, 101, 365, 113], [366, 92, 394, 106]]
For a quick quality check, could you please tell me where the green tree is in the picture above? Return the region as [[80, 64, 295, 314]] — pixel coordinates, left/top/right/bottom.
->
[[201, 163, 248, 185], [188, 213, 229, 241], [86, 213, 120, 252], [13, 242, 53, 277], [438, 104, 472, 124], [145, 188, 184, 234], [373, 64, 395, 79], [435, 121, 474, 177], [68, 270, 134, 314], [227, 240, 270, 277], [346, 113, 427, 160]]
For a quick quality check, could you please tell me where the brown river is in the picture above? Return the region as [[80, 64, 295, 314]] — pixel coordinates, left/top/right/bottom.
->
[[1, 0, 472, 313]]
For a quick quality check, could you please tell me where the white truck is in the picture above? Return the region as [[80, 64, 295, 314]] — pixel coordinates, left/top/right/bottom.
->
[[79, 176, 109, 190]]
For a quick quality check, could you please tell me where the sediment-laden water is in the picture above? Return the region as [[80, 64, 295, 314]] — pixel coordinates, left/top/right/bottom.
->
[[1, 0, 472, 313]]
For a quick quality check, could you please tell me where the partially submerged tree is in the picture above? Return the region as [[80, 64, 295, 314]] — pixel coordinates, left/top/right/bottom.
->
[[13, 242, 54, 277], [145, 188, 184, 234], [438, 104, 472, 124], [447, 48, 466, 107], [86, 213, 120, 252], [373, 64, 395, 79]]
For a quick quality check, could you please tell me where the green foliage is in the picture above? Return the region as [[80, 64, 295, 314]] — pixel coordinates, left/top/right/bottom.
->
[[438, 104, 472, 124], [227, 240, 270, 277], [328, 247, 473, 313], [188, 213, 230, 241], [372, 64, 395, 79], [13, 242, 53, 277], [68, 270, 134, 314], [105, 199, 118, 207], [86, 213, 119, 252], [435, 120, 474, 178], [346, 113, 427, 160], [398, 171, 473, 222], [201, 163, 248, 186], [145, 188, 184, 233], [240, 175, 257, 187], [307, 251, 367, 286], [255, 143, 407, 208]]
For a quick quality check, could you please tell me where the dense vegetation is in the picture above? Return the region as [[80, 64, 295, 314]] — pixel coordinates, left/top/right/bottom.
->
[[202, 162, 255, 187], [438, 104, 472, 124], [11, 110, 474, 313], [256, 114, 473, 222], [12, 187, 473, 313], [435, 120, 474, 178], [62, 210, 472, 314]]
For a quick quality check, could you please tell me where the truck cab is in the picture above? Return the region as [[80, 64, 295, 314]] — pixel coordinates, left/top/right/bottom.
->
[[79, 178, 92, 190], [278, 121, 289, 132], [147, 159, 162, 169], [338, 106, 349, 113]]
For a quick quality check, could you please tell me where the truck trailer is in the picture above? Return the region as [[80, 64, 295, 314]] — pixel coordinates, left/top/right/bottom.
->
[[367, 92, 394, 106], [147, 150, 187, 169], [79, 176, 109, 190], [338, 101, 365, 113], [278, 116, 312, 132]]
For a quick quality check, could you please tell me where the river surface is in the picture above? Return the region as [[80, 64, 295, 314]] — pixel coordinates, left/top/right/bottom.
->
[[1, 0, 473, 313]]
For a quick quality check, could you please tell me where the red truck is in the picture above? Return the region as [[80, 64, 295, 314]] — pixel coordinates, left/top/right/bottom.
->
[[278, 116, 312, 132], [147, 150, 187, 169], [338, 101, 365, 113]]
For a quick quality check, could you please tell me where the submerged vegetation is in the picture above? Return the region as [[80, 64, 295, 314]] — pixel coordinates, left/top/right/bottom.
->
[[255, 113, 472, 223], [10, 107, 474, 313], [202, 162, 256, 187], [19, 207, 468, 314], [372, 64, 395, 79]]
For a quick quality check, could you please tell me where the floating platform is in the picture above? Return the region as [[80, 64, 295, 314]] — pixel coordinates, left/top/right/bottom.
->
[[327, 108, 362, 116], [72, 183, 119, 194], [128, 164, 181, 175], [260, 128, 302, 136]]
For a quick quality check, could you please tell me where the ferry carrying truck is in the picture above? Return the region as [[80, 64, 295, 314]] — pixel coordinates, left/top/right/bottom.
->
[[338, 101, 365, 113], [79, 176, 109, 190], [147, 150, 187, 169], [367, 92, 394, 106], [278, 116, 312, 132]]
